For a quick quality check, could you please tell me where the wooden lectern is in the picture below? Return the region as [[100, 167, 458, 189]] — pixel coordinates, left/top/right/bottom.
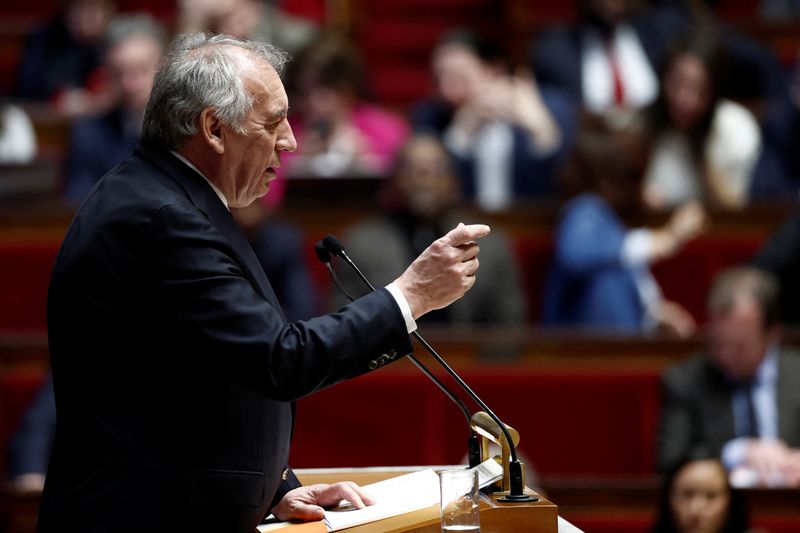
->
[[264, 468, 558, 533]]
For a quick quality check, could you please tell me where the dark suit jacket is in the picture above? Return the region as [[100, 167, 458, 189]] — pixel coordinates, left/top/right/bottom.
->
[[40, 144, 413, 533], [658, 348, 800, 473], [64, 108, 141, 206], [530, 7, 686, 105], [541, 194, 645, 331]]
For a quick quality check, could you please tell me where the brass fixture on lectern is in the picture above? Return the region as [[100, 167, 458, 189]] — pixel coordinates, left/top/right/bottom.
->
[[471, 411, 536, 500]]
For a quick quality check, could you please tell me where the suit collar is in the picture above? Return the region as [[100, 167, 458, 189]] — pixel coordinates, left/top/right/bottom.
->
[[135, 143, 285, 317]]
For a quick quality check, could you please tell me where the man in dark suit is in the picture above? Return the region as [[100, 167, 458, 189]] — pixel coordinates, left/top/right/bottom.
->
[[40, 33, 489, 533], [658, 267, 800, 487]]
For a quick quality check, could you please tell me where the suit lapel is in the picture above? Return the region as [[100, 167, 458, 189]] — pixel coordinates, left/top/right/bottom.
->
[[702, 361, 737, 450], [136, 144, 286, 320]]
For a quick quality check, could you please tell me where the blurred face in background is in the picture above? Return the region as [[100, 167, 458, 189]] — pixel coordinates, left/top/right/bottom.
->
[[105, 34, 162, 115], [587, 0, 631, 28], [395, 136, 459, 219], [669, 460, 730, 533], [211, 0, 262, 39], [663, 53, 712, 132], [708, 296, 776, 381], [66, 0, 114, 44], [432, 43, 493, 108]]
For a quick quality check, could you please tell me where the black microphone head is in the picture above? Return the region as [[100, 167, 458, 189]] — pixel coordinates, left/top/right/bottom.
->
[[314, 241, 332, 263], [322, 235, 345, 257]]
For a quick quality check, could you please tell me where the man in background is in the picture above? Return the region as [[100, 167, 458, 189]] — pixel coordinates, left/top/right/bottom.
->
[[63, 14, 165, 204], [658, 267, 800, 487]]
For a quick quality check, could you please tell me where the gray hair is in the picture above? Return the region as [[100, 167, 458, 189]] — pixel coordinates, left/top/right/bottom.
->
[[103, 14, 167, 53], [708, 266, 781, 328], [141, 33, 290, 149]]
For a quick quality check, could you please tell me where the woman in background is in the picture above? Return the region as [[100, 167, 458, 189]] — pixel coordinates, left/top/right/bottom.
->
[[643, 28, 761, 209], [281, 33, 409, 178], [652, 458, 750, 533], [542, 115, 705, 335]]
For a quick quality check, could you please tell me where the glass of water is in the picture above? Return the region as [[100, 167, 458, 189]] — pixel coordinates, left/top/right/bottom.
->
[[439, 468, 480, 532]]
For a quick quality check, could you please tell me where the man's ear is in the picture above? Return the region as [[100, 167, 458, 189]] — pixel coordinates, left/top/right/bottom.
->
[[199, 108, 225, 155]]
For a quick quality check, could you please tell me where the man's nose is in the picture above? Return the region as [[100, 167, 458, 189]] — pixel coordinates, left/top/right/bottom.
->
[[276, 122, 297, 153]]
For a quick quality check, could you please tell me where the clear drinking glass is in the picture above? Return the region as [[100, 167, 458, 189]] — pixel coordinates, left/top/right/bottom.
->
[[439, 468, 480, 532]]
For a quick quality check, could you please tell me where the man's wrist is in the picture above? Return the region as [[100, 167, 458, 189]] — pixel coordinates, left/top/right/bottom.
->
[[386, 283, 417, 333]]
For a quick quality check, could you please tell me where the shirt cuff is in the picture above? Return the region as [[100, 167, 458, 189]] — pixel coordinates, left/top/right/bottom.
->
[[621, 229, 653, 267], [721, 437, 749, 470], [385, 283, 417, 334]]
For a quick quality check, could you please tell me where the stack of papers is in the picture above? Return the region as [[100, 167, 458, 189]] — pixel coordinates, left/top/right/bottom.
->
[[323, 459, 503, 531]]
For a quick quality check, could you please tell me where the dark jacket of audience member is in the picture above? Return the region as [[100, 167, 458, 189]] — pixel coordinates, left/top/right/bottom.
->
[[65, 107, 140, 204], [750, 76, 800, 200], [531, 3, 686, 111], [754, 209, 800, 324], [15, 0, 115, 101], [7, 375, 55, 481]]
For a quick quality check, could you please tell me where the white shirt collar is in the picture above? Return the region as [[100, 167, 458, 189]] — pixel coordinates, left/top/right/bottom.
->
[[169, 150, 229, 211]]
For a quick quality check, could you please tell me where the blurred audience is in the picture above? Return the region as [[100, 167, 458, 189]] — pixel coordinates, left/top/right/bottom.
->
[[542, 115, 705, 334], [0, 104, 37, 163], [651, 458, 749, 533], [659, 267, 800, 487], [63, 14, 165, 205], [760, 0, 800, 20], [754, 208, 800, 324], [750, 54, 800, 200], [531, 0, 685, 114], [16, 0, 116, 117], [412, 29, 575, 211], [7, 375, 55, 493], [642, 29, 761, 209], [232, 202, 316, 322], [336, 134, 526, 324], [282, 33, 409, 178], [177, 0, 317, 56]]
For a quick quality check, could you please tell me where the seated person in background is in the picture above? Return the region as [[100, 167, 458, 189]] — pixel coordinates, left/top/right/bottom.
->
[[0, 104, 37, 163], [336, 134, 526, 325], [651, 457, 749, 533], [16, 0, 116, 117], [542, 115, 704, 335], [232, 202, 316, 322], [750, 54, 800, 200], [754, 208, 800, 325], [177, 0, 317, 56], [63, 14, 165, 205], [642, 29, 761, 209], [412, 29, 575, 211], [7, 375, 55, 493], [659, 267, 800, 487], [531, 0, 685, 114], [281, 33, 409, 178]]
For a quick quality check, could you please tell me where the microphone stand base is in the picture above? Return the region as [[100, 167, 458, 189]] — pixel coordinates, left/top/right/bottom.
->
[[498, 493, 538, 503]]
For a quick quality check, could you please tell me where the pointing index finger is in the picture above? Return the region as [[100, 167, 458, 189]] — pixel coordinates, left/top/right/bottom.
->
[[445, 223, 491, 247]]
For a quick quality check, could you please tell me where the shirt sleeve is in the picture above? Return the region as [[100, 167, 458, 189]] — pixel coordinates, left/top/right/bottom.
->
[[385, 282, 417, 333]]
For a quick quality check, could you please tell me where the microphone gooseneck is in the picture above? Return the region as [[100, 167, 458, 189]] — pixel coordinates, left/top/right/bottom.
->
[[315, 238, 481, 468], [320, 235, 534, 501]]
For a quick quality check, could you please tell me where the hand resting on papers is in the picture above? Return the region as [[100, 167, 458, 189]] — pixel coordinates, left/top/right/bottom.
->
[[271, 482, 376, 521]]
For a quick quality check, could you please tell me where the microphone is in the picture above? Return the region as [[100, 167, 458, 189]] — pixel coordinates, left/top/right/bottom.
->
[[315, 238, 481, 468], [321, 235, 535, 502]]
